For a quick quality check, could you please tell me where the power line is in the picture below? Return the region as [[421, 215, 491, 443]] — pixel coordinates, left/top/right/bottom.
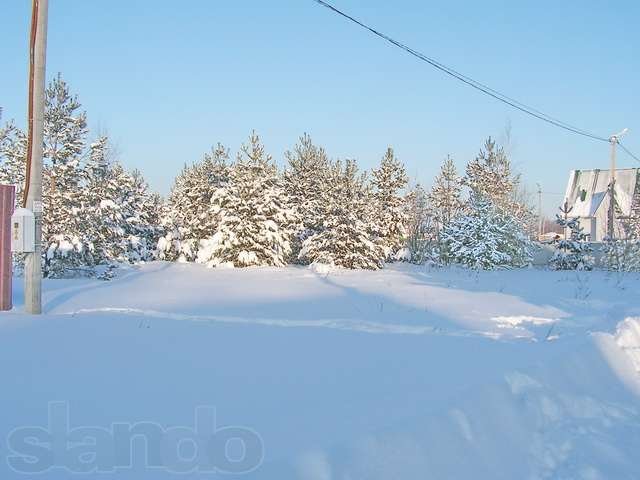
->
[[312, 0, 607, 141], [312, 0, 640, 155], [619, 142, 640, 164]]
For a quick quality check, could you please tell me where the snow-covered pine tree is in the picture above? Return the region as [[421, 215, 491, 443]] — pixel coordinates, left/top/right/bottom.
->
[[282, 133, 330, 262], [112, 167, 162, 263], [1, 76, 90, 277], [192, 144, 230, 244], [603, 206, 640, 272], [301, 158, 384, 269], [82, 136, 121, 265], [603, 198, 640, 271], [441, 192, 533, 270], [550, 201, 593, 271], [83, 134, 161, 266], [157, 164, 196, 261], [3, 76, 160, 275], [42, 74, 92, 277], [464, 137, 515, 207], [602, 236, 640, 273], [87, 136, 109, 176], [44, 73, 87, 166], [464, 137, 536, 237], [403, 183, 437, 264], [158, 144, 230, 262], [0, 120, 28, 273], [0, 120, 27, 204], [198, 132, 295, 267], [131, 175, 163, 262], [370, 147, 409, 259], [428, 155, 463, 236]]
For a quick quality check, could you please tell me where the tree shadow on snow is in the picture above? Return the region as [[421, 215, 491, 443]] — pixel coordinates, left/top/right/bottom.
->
[[42, 263, 173, 313]]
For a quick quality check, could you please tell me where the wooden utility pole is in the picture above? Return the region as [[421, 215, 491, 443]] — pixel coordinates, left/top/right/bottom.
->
[[24, 0, 48, 314]]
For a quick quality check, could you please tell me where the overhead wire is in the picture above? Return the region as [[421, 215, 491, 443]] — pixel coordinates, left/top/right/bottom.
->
[[619, 143, 640, 164], [312, 0, 640, 162]]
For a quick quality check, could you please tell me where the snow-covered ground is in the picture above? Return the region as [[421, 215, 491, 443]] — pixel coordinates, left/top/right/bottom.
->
[[1, 262, 640, 479]]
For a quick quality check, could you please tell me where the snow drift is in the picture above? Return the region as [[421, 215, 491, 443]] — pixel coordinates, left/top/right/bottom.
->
[[0, 263, 639, 479]]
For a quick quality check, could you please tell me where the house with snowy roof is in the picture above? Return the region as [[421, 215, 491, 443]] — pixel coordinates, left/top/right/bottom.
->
[[562, 168, 640, 241]]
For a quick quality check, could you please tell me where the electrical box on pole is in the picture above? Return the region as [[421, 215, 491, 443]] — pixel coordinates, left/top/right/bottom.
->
[[11, 208, 35, 253]]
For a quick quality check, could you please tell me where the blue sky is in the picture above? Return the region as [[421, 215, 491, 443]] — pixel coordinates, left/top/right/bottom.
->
[[1, 1, 638, 214]]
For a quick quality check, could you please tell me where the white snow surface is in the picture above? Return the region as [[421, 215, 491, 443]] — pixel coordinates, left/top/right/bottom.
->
[[614, 317, 640, 373], [1, 262, 640, 479]]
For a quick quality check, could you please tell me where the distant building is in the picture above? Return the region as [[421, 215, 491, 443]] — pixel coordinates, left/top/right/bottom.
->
[[562, 168, 640, 241], [538, 231, 560, 243]]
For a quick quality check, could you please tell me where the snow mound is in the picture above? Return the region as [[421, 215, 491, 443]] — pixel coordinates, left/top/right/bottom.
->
[[308, 262, 339, 275], [615, 317, 640, 373]]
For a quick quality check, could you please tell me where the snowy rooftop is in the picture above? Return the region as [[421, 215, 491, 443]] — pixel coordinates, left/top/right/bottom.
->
[[563, 168, 639, 217]]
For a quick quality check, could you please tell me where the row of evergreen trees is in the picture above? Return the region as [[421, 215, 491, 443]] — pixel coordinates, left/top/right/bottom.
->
[[158, 133, 409, 269], [0, 74, 547, 276], [159, 133, 537, 271]]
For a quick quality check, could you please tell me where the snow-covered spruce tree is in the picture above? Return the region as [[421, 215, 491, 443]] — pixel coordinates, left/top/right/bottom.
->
[[42, 74, 92, 278], [197, 132, 295, 267], [550, 201, 593, 271], [441, 192, 533, 270], [403, 183, 437, 264], [428, 155, 463, 236], [282, 133, 331, 262], [370, 147, 409, 259], [301, 158, 384, 269], [157, 144, 230, 262]]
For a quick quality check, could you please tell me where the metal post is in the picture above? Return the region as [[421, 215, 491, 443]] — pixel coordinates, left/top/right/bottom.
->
[[608, 137, 617, 239], [24, 0, 48, 314], [536, 183, 543, 240], [608, 129, 629, 240]]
